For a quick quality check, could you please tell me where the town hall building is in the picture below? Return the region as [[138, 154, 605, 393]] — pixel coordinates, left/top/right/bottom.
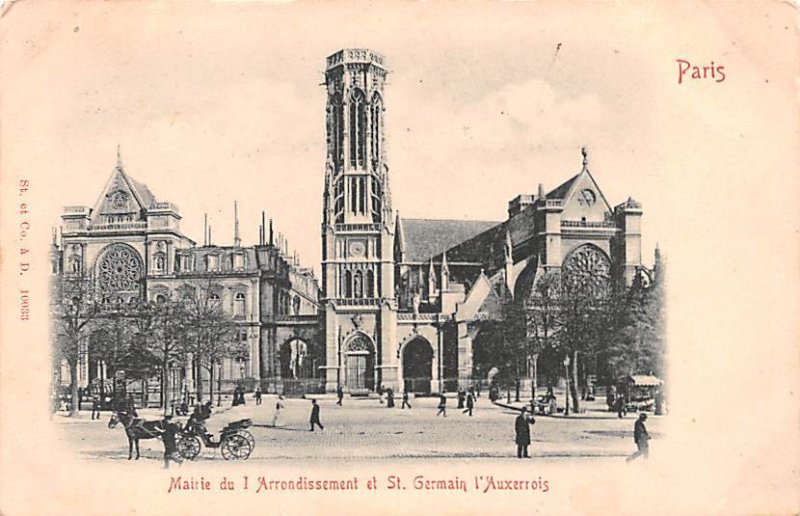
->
[[53, 48, 656, 401]]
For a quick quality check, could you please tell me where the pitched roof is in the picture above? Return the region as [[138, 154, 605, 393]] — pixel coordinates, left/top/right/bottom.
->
[[400, 218, 499, 262], [126, 174, 157, 208], [546, 174, 579, 200]]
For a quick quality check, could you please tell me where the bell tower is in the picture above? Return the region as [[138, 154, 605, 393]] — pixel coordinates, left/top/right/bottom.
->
[[321, 49, 397, 393]]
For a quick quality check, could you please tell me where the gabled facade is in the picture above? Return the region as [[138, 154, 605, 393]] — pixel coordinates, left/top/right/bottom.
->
[[54, 154, 321, 402]]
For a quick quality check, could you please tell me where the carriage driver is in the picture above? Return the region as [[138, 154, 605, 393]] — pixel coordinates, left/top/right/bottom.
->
[[188, 402, 213, 442], [156, 415, 183, 469]]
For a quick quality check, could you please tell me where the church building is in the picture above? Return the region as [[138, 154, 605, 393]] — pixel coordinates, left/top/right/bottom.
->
[[53, 48, 657, 401]]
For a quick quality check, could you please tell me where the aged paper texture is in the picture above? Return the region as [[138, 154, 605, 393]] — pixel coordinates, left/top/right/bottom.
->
[[0, 1, 798, 514]]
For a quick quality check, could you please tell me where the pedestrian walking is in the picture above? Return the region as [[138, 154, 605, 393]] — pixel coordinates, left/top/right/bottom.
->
[[626, 413, 651, 463], [157, 415, 183, 469], [457, 389, 465, 409], [255, 386, 262, 405], [91, 395, 101, 420], [401, 390, 412, 409], [475, 382, 481, 398], [463, 392, 474, 416], [271, 395, 285, 427], [336, 385, 344, 406], [386, 388, 395, 408], [436, 393, 447, 417], [514, 406, 535, 458], [614, 394, 627, 419], [309, 399, 324, 431]]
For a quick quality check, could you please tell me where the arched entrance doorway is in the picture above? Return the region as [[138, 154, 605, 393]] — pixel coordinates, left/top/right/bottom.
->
[[344, 334, 375, 392], [402, 337, 434, 395]]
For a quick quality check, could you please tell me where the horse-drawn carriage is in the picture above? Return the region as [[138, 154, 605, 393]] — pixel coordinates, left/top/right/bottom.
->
[[178, 418, 254, 461], [108, 406, 255, 462]]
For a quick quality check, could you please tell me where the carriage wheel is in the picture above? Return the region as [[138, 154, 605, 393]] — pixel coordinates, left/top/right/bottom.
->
[[177, 435, 202, 460], [237, 430, 255, 450], [220, 434, 251, 461]]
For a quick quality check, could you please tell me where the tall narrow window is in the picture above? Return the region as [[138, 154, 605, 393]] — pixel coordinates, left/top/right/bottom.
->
[[332, 94, 343, 171], [358, 177, 366, 214], [349, 89, 366, 168], [371, 176, 381, 222], [345, 270, 353, 298], [366, 270, 375, 298], [234, 292, 246, 317], [371, 94, 382, 168]]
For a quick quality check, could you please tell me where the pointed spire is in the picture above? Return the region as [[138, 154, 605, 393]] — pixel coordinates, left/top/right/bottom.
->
[[233, 201, 241, 247], [208, 225, 213, 246], [581, 146, 588, 170], [203, 213, 208, 246], [116, 144, 123, 170], [441, 251, 450, 290]]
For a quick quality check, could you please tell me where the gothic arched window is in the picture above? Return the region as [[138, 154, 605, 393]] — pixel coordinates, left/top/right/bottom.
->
[[331, 93, 344, 171], [349, 89, 366, 168], [371, 93, 382, 168], [366, 270, 375, 298], [344, 270, 353, 298], [234, 292, 246, 317], [370, 176, 382, 222]]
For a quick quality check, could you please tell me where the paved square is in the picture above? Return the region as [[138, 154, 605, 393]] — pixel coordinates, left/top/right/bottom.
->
[[55, 393, 664, 464]]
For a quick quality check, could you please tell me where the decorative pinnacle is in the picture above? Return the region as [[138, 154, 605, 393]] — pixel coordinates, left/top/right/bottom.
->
[[116, 145, 123, 169], [581, 146, 588, 168]]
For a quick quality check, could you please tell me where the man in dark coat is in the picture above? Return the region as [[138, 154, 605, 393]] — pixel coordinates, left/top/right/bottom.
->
[[401, 390, 411, 409], [91, 395, 101, 420], [157, 415, 183, 469], [436, 393, 447, 417], [255, 386, 262, 406], [386, 388, 395, 408], [614, 394, 627, 418], [626, 413, 650, 462], [336, 385, 344, 406], [309, 399, 324, 431], [457, 389, 465, 409], [515, 406, 535, 458], [463, 392, 474, 416]]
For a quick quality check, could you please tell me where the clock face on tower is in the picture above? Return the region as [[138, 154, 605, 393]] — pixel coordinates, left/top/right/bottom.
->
[[349, 241, 366, 257], [579, 188, 596, 207]]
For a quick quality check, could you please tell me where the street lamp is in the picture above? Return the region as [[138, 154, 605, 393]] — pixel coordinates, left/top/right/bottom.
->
[[563, 355, 570, 416]]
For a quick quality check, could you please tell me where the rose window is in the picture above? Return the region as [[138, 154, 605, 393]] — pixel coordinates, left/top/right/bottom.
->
[[97, 246, 142, 292], [562, 245, 610, 297]]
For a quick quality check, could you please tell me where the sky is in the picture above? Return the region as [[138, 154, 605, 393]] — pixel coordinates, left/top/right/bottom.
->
[[2, 1, 795, 279]]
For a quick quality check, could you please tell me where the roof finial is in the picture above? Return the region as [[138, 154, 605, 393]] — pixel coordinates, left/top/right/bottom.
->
[[581, 146, 588, 168], [116, 144, 123, 170]]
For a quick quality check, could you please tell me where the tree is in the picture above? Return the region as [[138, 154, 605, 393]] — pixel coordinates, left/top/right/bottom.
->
[[525, 270, 563, 400], [51, 275, 104, 417], [177, 281, 246, 405]]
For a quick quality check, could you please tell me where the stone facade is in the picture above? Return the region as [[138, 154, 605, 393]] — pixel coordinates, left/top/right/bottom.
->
[[53, 48, 655, 399], [53, 153, 321, 399]]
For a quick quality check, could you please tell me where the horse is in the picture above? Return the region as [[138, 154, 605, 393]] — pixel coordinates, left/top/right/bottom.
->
[[108, 411, 165, 460]]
